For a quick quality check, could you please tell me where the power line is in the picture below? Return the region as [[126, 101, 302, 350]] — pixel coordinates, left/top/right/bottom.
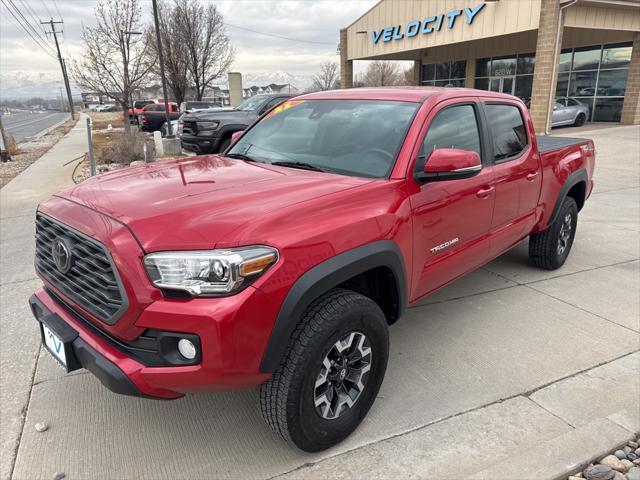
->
[[19, 0, 47, 35], [40, 0, 53, 19], [6, 0, 57, 55], [224, 22, 335, 45], [52, 0, 63, 21], [1, 0, 57, 59]]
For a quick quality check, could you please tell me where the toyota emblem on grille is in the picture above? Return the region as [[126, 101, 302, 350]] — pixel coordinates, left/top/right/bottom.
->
[[51, 237, 73, 273]]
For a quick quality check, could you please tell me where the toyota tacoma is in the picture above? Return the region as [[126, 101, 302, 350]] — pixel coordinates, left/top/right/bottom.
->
[[30, 87, 595, 452]]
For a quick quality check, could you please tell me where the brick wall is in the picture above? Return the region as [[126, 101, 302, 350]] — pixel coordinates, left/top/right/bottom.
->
[[621, 33, 640, 125], [340, 29, 353, 89], [529, 0, 563, 133]]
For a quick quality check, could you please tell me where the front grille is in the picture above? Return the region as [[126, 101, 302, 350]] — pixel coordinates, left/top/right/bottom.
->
[[35, 213, 127, 325], [182, 120, 197, 135]]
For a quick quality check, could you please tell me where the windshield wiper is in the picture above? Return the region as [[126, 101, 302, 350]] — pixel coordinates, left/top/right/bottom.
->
[[270, 161, 328, 172], [225, 152, 258, 162]]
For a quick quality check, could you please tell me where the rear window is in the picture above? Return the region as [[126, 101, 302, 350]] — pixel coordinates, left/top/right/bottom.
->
[[485, 104, 528, 161]]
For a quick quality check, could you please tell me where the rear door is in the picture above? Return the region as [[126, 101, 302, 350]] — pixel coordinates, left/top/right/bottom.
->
[[480, 100, 542, 256], [408, 98, 496, 301]]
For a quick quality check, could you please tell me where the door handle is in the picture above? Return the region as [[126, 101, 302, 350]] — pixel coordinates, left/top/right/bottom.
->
[[476, 186, 495, 198], [526, 171, 539, 181]]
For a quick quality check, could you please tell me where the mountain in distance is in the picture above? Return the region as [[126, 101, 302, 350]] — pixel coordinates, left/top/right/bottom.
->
[[212, 71, 312, 90], [1, 72, 82, 100]]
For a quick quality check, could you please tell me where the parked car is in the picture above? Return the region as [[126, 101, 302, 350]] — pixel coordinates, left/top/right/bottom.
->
[[94, 104, 116, 112], [120, 100, 156, 124], [138, 103, 181, 132], [552, 98, 590, 127], [180, 93, 294, 153], [30, 88, 595, 453], [179, 101, 223, 114]]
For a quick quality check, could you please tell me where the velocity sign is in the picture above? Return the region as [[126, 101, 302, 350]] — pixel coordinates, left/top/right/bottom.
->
[[371, 3, 486, 45]]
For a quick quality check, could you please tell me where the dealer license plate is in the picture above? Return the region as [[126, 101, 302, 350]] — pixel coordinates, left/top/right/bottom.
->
[[42, 323, 67, 368]]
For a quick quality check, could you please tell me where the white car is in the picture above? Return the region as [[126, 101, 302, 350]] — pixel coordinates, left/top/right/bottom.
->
[[552, 98, 590, 127]]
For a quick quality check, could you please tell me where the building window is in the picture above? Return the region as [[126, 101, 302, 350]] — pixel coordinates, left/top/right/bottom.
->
[[421, 60, 467, 87], [556, 41, 631, 123], [474, 52, 536, 103]]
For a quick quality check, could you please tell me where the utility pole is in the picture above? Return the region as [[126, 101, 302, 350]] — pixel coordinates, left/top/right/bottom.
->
[[41, 19, 75, 119], [151, 0, 173, 137]]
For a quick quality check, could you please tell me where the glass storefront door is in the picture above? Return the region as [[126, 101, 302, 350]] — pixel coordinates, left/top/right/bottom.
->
[[489, 76, 515, 94]]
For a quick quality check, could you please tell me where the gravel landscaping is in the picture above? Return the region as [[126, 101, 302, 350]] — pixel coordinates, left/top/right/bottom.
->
[[570, 437, 640, 480]]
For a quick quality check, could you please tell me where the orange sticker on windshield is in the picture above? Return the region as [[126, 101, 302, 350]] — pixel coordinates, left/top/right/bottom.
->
[[263, 99, 305, 120]]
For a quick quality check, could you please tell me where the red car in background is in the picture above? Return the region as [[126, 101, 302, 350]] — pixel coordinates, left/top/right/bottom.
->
[[119, 100, 156, 124], [138, 103, 181, 132]]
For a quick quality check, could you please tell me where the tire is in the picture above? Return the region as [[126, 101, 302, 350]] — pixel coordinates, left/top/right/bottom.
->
[[529, 196, 578, 270], [574, 113, 586, 127], [259, 288, 389, 452]]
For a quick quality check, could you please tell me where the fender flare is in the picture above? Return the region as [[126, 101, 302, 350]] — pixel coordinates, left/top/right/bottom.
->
[[548, 168, 588, 227], [259, 240, 407, 373]]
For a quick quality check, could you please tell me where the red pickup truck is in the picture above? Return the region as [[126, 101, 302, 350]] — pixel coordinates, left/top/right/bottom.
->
[[138, 102, 181, 132], [119, 100, 156, 124], [30, 88, 594, 452]]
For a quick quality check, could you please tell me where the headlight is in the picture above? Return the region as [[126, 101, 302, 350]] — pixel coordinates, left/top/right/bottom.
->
[[143, 246, 278, 297], [196, 121, 219, 130]]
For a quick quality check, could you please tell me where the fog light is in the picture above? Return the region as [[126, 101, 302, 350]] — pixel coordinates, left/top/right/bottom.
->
[[177, 338, 197, 360]]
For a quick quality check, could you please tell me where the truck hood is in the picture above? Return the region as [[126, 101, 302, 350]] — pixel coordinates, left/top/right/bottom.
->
[[183, 109, 251, 122], [55, 155, 370, 251]]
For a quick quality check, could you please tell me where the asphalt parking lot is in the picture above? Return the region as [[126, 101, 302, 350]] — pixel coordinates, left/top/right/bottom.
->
[[1, 120, 638, 479]]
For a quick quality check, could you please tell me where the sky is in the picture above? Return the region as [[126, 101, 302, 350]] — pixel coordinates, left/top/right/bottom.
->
[[0, 0, 378, 100]]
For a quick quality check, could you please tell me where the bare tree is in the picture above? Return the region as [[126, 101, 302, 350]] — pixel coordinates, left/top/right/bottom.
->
[[175, 0, 234, 100], [363, 61, 402, 87], [72, 0, 155, 134], [146, 1, 189, 106], [311, 62, 339, 91]]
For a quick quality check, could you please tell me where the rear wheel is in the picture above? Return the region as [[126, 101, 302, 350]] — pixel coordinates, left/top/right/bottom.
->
[[529, 196, 578, 270], [574, 113, 586, 127], [259, 288, 389, 452]]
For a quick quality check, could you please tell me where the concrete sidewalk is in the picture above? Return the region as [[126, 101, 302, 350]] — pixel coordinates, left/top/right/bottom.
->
[[0, 115, 89, 480], [1, 123, 638, 480]]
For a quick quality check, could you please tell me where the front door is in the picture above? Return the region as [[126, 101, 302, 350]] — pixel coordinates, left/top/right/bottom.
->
[[409, 100, 496, 302], [489, 77, 516, 95]]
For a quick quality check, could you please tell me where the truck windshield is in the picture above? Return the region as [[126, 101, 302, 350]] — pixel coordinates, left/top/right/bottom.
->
[[236, 96, 268, 111], [226, 99, 419, 178]]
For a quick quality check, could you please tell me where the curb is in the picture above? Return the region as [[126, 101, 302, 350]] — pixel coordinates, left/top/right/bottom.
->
[[466, 417, 635, 480]]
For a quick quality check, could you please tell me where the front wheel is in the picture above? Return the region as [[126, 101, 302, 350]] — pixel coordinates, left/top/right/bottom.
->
[[259, 288, 389, 452], [529, 196, 578, 270]]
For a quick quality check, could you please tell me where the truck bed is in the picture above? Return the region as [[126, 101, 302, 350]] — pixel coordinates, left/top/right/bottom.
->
[[536, 135, 589, 154]]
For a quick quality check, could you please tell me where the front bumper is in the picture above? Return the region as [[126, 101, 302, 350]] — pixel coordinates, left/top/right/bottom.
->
[[30, 285, 276, 399], [180, 134, 222, 154], [30, 293, 150, 398]]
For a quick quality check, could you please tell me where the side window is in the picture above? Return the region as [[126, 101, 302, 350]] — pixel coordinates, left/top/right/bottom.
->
[[485, 104, 528, 161], [416, 104, 481, 172]]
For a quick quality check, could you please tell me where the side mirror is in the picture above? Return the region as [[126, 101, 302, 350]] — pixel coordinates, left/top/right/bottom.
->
[[230, 130, 244, 146], [415, 148, 482, 183]]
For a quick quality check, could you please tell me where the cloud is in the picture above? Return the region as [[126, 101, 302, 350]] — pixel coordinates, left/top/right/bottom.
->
[[1, 0, 377, 99]]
